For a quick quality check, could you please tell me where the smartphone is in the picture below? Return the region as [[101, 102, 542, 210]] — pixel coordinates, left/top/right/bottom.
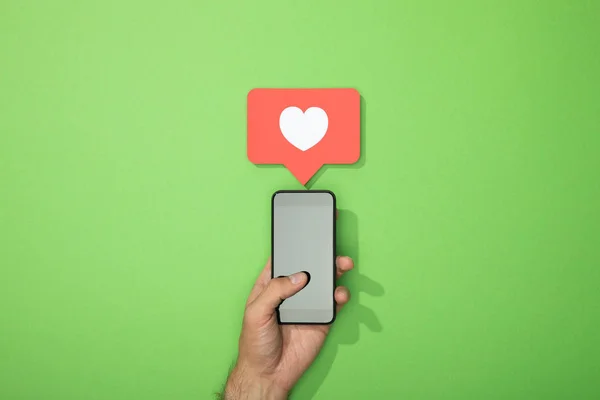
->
[[271, 190, 336, 324]]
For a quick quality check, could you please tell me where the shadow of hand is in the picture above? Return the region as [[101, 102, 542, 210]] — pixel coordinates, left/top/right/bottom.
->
[[332, 272, 384, 344], [291, 210, 384, 399]]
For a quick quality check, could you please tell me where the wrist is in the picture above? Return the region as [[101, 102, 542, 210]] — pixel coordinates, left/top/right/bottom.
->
[[224, 363, 288, 400]]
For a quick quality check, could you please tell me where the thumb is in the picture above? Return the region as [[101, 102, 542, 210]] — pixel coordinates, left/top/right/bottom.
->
[[252, 272, 309, 318]]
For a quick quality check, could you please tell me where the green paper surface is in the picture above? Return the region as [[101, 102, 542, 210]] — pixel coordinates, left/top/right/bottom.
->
[[1, 1, 599, 399]]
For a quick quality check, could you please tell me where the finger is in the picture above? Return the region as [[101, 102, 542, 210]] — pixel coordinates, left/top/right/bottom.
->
[[336, 256, 354, 279], [335, 286, 351, 314], [246, 258, 272, 305], [256, 257, 272, 286], [250, 272, 309, 319]]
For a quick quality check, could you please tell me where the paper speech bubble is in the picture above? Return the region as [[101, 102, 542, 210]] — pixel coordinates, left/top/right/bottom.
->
[[247, 88, 360, 185]]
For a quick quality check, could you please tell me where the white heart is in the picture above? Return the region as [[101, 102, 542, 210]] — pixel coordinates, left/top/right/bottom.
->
[[279, 106, 328, 151]]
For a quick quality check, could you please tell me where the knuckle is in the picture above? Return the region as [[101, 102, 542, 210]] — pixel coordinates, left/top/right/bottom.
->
[[267, 277, 284, 291]]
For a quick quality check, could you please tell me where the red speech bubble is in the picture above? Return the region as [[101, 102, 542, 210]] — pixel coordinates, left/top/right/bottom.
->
[[247, 88, 360, 185]]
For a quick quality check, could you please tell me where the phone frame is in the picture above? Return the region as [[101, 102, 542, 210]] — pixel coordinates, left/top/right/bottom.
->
[[271, 189, 337, 325]]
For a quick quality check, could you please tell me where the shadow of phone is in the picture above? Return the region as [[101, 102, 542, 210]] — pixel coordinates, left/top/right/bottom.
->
[[290, 209, 384, 399]]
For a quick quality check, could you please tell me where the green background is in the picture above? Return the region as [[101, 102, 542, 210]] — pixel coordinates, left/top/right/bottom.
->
[[1, 0, 599, 399]]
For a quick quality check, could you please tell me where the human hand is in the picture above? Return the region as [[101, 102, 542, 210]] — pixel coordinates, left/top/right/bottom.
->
[[223, 255, 354, 400]]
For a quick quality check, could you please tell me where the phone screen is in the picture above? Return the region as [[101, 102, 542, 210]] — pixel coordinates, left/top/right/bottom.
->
[[272, 191, 335, 324]]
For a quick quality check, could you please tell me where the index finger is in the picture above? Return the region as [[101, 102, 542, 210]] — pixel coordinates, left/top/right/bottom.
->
[[246, 257, 272, 305]]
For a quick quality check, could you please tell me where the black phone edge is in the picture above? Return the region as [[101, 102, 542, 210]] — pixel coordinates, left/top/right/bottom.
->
[[271, 189, 337, 325]]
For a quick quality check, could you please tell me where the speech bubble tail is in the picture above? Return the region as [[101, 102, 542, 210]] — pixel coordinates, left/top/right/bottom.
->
[[284, 162, 323, 186]]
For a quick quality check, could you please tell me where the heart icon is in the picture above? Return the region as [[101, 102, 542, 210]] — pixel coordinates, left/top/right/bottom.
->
[[279, 106, 328, 151]]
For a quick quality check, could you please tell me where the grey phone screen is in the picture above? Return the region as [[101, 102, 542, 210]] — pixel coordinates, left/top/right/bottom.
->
[[272, 191, 335, 324]]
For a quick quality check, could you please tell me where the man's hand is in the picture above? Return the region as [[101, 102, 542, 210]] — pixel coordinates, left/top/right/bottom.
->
[[223, 256, 353, 399]]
